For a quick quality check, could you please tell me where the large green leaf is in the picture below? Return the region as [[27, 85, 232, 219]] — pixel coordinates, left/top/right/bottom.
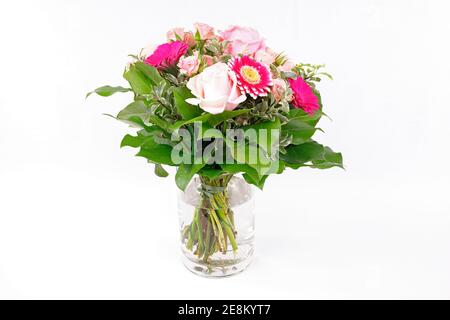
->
[[175, 163, 205, 191], [242, 173, 268, 190], [224, 138, 280, 176], [242, 118, 281, 154], [121, 131, 175, 165], [280, 141, 343, 169], [311, 147, 344, 169], [280, 141, 324, 164], [173, 87, 202, 120], [86, 85, 131, 98], [123, 64, 153, 94], [220, 163, 260, 183], [170, 109, 250, 130], [136, 145, 174, 165], [117, 101, 151, 123], [208, 109, 250, 127], [134, 62, 164, 86], [282, 118, 318, 144]]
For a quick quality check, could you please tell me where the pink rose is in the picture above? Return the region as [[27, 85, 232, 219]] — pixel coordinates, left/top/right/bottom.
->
[[194, 22, 215, 40], [166, 27, 185, 41], [144, 41, 188, 70], [167, 28, 196, 47], [202, 55, 215, 66], [183, 31, 197, 47], [255, 47, 277, 66], [279, 59, 294, 72], [288, 77, 319, 115], [178, 51, 200, 76], [271, 78, 287, 102], [220, 25, 265, 56], [186, 63, 247, 114]]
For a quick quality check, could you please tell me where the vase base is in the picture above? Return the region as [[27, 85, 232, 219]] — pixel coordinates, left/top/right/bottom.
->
[[181, 245, 254, 278]]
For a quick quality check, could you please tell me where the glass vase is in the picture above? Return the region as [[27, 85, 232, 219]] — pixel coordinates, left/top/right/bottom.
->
[[177, 174, 255, 277]]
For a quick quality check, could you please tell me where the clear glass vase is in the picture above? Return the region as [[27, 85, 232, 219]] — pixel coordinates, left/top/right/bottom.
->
[[177, 174, 255, 277]]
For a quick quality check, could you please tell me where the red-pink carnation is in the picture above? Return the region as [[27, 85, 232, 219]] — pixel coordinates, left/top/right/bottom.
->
[[144, 41, 188, 70], [288, 77, 320, 115]]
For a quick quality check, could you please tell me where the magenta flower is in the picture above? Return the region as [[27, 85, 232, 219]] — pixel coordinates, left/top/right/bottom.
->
[[288, 77, 320, 115], [144, 41, 188, 70]]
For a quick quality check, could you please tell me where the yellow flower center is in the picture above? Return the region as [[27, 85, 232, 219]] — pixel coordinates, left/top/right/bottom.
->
[[240, 66, 261, 84]]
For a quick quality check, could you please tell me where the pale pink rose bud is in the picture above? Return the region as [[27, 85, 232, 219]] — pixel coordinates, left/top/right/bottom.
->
[[255, 47, 277, 66], [166, 27, 185, 41], [202, 55, 215, 66], [177, 51, 200, 76], [183, 31, 197, 47], [220, 25, 265, 56], [271, 78, 287, 102], [279, 59, 295, 72], [194, 22, 215, 40]]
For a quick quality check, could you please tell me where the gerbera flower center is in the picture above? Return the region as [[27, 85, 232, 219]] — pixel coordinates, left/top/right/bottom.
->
[[240, 66, 261, 84]]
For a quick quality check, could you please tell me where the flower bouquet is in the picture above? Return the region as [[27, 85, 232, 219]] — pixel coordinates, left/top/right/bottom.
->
[[88, 23, 343, 277]]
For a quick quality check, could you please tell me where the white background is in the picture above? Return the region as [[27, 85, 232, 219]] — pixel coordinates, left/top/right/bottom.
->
[[1, 0, 449, 299]]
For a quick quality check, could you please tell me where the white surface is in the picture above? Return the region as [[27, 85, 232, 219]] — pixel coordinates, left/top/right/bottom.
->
[[0, 0, 449, 299]]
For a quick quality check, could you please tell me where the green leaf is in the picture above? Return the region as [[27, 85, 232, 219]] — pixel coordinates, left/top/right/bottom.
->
[[154, 164, 169, 177], [242, 118, 281, 131], [282, 119, 318, 144], [123, 64, 152, 94], [242, 173, 268, 190], [134, 62, 164, 86], [170, 109, 250, 131], [224, 138, 279, 176], [242, 118, 281, 154], [136, 145, 174, 166], [148, 115, 173, 133], [117, 101, 151, 123], [208, 109, 250, 127], [280, 141, 324, 164], [220, 163, 260, 183], [280, 141, 344, 170], [198, 167, 224, 180], [120, 128, 163, 148], [173, 87, 202, 120], [122, 131, 175, 165], [170, 113, 212, 130], [86, 85, 131, 98], [311, 147, 344, 169], [175, 163, 205, 191]]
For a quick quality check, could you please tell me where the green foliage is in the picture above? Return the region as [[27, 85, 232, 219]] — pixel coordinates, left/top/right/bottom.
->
[[173, 87, 202, 120], [154, 164, 169, 177], [89, 57, 342, 190], [86, 85, 131, 98]]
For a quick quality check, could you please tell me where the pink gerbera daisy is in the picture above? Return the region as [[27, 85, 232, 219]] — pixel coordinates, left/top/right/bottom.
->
[[228, 55, 272, 99], [288, 77, 320, 115], [144, 41, 188, 70]]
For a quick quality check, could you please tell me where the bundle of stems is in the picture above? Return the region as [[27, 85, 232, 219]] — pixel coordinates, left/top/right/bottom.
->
[[182, 174, 237, 262]]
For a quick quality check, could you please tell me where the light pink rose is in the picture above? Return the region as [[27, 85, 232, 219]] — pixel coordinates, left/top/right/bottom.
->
[[271, 78, 287, 102], [166, 27, 185, 41], [194, 22, 215, 39], [202, 55, 215, 66], [183, 31, 196, 47], [178, 51, 200, 76], [186, 62, 247, 114], [167, 28, 196, 47], [279, 59, 294, 72], [255, 47, 277, 66], [220, 25, 265, 56]]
